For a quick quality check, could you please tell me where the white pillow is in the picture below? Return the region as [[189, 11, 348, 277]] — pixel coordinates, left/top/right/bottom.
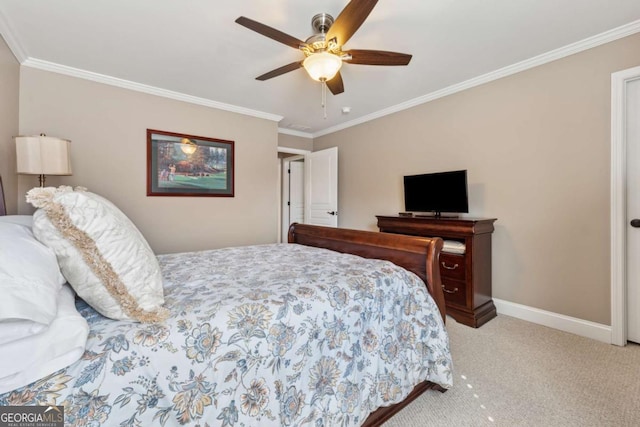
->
[[0, 221, 66, 342], [0, 215, 33, 227], [0, 320, 47, 346], [27, 186, 168, 323], [0, 285, 89, 394]]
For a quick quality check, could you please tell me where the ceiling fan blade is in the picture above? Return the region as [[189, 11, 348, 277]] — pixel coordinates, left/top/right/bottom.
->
[[326, 72, 344, 95], [326, 0, 378, 47], [256, 61, 303, 81], [235, 16, 306, 50], [343, 49, 412, 65]]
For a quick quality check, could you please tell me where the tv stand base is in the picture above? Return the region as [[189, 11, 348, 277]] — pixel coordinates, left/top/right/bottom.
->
[[399, 212, 462, 218], [414, 213, 460, 218]]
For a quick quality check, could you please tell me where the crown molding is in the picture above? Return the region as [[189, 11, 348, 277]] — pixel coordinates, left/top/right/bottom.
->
[[0, 9, 27, 62], [5, 15, 640, 137], [21, 58, 283, 123], [313, 19, 640, 138], [277, 127, 313, 138]]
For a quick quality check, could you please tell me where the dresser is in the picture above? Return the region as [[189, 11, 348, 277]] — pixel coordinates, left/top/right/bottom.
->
[[376, 215, 497, 327]]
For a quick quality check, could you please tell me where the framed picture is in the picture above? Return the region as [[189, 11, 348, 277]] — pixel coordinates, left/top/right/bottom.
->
[[147, 129, 234, 197]]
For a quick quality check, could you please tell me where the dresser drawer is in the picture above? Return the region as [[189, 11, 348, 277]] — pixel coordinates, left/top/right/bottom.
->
[[441, 278, 467, 307], [439, 253, 466, 280]]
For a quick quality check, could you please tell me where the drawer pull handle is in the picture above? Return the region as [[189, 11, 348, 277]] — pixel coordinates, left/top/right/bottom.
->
[[441, 262, 459, 270], [441, 285, 459, 294]]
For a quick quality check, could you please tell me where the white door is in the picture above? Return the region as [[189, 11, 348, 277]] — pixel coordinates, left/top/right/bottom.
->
[[304, 147, 338, 227], [627, 77, 640, 343]]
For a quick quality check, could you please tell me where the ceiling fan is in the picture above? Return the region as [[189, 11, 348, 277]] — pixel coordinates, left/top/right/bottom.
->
[[235, 0, 412, 96]]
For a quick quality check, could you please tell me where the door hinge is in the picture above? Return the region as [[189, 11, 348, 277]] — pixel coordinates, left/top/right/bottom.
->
[[287, 201, 290, 206]]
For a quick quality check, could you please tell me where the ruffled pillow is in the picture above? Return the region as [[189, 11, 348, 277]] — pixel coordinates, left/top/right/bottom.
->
[[27, 186, 168, 323]]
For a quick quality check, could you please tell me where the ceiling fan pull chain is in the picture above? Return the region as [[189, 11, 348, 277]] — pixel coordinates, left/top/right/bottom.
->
[[322, 80, 327, 119]]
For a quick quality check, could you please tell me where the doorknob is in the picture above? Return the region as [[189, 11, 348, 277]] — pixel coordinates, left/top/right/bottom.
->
[[631, 219, 640, 228], [327, 211, 337, 216]]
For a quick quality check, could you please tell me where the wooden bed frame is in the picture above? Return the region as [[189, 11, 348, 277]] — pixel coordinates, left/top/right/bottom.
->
[[0, 180, 447, 426], [288, 223, 448, 427]]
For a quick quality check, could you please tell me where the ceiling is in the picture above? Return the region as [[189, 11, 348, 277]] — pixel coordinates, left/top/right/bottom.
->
[[1, 1, 640, 137]]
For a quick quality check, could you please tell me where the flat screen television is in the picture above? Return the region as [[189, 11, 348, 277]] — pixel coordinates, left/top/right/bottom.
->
[[403, 170, 469, 217]]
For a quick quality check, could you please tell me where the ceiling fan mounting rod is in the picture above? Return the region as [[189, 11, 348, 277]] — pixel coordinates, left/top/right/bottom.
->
[[311, 13, 334, 34]]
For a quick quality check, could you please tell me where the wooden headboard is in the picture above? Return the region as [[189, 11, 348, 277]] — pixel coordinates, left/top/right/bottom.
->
[[0, 175, 6, 216]]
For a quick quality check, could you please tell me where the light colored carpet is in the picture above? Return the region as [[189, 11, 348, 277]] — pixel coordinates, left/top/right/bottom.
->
[[383, 314, 640, 427]]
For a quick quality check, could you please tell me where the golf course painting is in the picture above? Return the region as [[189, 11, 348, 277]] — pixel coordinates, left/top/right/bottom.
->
[[147, 129, 234, 197]]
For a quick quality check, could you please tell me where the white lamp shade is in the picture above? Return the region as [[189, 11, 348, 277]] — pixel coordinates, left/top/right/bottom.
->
[[15, 136, 72, 175], [303, 52, 343, 82]]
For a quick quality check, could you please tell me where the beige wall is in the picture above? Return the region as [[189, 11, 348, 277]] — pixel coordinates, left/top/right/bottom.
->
[[18, 67, 279, 254], [314, 33, 640, 325], [278, 133, 313, 151], [8, 32, 640, 324], [0, 36, 19, 214]]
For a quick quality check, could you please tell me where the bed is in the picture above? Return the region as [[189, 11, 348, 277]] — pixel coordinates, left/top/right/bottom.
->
[[0, 181, 452, 426]]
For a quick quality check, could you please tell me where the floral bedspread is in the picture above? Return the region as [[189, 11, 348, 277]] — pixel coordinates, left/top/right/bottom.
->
[[0, 243, 452, 426]]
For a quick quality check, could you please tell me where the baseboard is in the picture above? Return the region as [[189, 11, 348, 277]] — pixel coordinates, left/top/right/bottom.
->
[[493, 298, 612, 344]]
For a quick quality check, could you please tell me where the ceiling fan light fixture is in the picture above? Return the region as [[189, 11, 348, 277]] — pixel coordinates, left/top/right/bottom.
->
[[303, 51, 342, 82]]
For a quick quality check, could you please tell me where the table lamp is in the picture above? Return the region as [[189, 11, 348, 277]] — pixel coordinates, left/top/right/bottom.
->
[[15, 134, 72, 187]]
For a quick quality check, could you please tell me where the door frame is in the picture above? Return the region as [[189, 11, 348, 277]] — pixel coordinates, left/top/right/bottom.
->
[[611, 65, 640, 346], [278, 147, 311, 243]]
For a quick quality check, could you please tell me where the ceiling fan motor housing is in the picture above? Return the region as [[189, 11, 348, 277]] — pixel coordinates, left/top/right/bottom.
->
[[306, 13, 340, 54]]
